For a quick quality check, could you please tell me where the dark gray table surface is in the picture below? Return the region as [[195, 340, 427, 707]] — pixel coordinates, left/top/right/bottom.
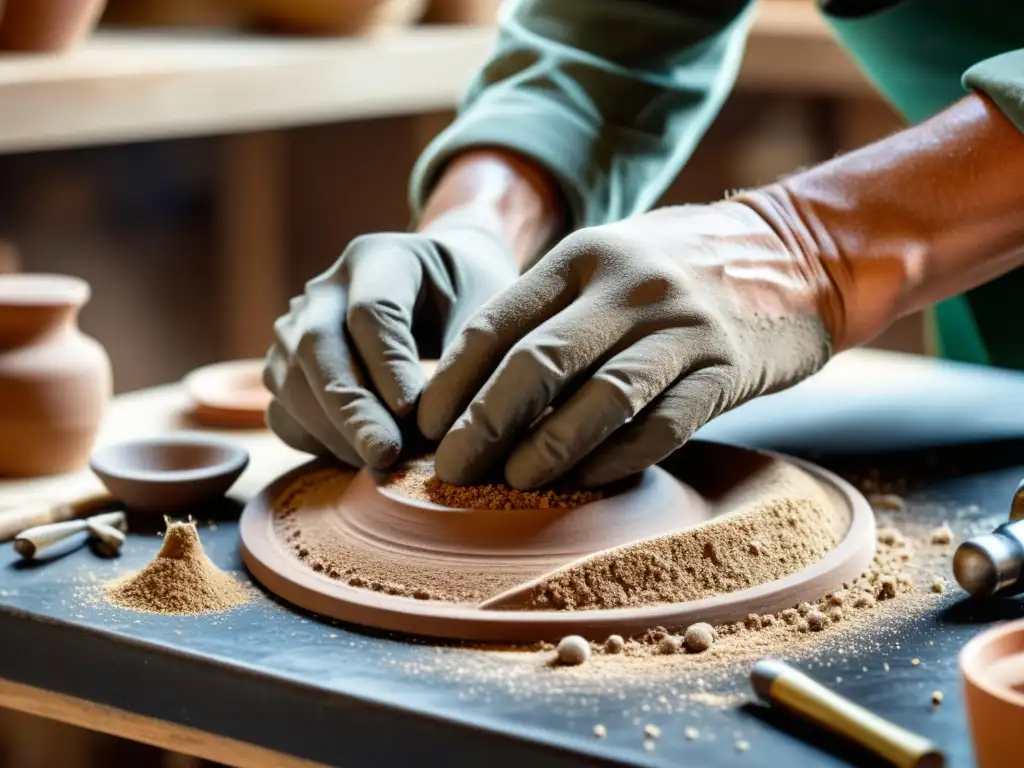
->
[[2, 354, 1024, 767]]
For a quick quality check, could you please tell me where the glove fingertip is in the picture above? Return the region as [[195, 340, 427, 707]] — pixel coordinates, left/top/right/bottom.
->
[[432, 435, 478, 486], [416, 386, 456, 441], [354, 425, 402, 471]]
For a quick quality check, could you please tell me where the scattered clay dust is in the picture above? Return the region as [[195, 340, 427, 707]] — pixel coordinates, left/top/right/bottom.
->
[[511, 497, 846, 611], [105, 521, 252, 615], [385, 456, 603, 510]]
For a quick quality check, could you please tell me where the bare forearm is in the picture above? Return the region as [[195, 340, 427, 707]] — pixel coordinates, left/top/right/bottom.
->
[[739, 93, 1024, 351], [418, 150, 566, 271]]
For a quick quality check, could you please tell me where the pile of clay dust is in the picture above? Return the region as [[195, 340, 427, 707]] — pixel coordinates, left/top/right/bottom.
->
[[105, 520, 252, 616]]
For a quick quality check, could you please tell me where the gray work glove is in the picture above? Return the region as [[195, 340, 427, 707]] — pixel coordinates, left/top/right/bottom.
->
[[263, 210, 517, 469], [418, 204, 836, 489]]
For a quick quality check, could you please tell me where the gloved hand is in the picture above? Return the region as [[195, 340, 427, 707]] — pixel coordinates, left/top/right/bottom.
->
[[263, 209, 517, 469], [418, 204, 835, 489], [419, 93, 1024, 489]]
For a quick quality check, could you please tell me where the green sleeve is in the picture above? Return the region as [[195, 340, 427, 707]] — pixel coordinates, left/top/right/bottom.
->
[[409, 0, 755, 229], [963, 50, 1024, 134]]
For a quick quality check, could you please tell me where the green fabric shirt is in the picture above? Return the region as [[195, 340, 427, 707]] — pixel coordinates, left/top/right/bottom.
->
[[409, 0, 1024, 367]]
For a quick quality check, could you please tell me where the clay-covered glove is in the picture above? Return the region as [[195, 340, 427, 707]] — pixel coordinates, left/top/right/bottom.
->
[[419, 93, 1024, 490], [418, 203, 836, 489], [263, 210, 517, 469]]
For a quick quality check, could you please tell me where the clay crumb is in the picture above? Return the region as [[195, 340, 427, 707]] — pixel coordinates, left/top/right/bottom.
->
[[930, 522, 953, 545], [827, 606, 844, 623], [868, 493, 906, 513], [593, 724, 607, 738], [806, 610, 828, 632], [854, 592, 876, 609], [556, 635, 590, 666], [604, 634, 625, 654], [797, 601, 811, 615], [877, 527, 904, 546], [931, 690, 943, 706], [684, 623, 716, 653], [878, 576, 898, 601], [748, 540, 763, 555], [931, 577, 946, 594], [685, 726, 700, 740], [658, 635, 682, 655], [644, 724, 661, 740]]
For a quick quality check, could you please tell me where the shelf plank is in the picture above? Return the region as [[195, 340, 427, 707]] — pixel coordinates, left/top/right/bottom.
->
[[0, 2, 869, 154]]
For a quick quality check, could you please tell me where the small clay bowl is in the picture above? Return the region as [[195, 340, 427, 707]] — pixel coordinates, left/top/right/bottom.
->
[[960, 617, 1024, 767], [89, 434, 249, 515]]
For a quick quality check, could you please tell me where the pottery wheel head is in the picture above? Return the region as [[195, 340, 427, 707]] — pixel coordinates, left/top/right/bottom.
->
[[270, 461, 709, 599]]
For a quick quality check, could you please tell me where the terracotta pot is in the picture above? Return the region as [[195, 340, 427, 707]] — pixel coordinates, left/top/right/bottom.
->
[[0, 0, 107, 52], [422, 0, 501, 25], [960, 617, 1024, 768], [249, 0, 427, 35], [0, 275, 112, 477]]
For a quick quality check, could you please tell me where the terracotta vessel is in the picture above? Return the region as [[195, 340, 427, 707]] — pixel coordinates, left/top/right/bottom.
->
[[248, 0, 427, 35], [0, 274, 112, 477], [422, 0, 501, 25], [960, 617, 1024, 767], [0, 0, 107, 52]]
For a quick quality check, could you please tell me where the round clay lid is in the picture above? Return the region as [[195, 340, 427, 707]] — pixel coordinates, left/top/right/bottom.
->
[[0, 274, 90, 306]]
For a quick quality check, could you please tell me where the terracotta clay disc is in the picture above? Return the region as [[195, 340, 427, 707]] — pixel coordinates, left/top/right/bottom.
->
[[183, 359, 270, 429], [240, 441, 875, 642]]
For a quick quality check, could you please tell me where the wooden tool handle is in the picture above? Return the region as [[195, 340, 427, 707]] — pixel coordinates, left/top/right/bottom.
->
[[14, 519, 90, 559], [87, 520, 126, 558], [751, 660, 944, 768], [14, 511, 126, 560], [0, 492, 114, 542]]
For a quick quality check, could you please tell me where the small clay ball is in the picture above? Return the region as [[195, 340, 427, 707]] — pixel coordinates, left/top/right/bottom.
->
[[854, 592, 876, 609], [828, 591, 846, 606], [931, 577, 946, 594], [684, 623, 716, 653], [931, 522, 953, 545], [806, 610, 828, 632], [604, 634, 625, 654], [745, 613, 762, 630], [878, 576, 898, 600], [748, 540, 762, 555], [658, 635, 682, 655], [781, 608, 800, 625], [797, 601, 812, 615], [760, 614, 775, 627], [868, 493, 906, 513], [796, 619, 810, 633], [827, 606, 843, 623], [556, 635, 591, 666]]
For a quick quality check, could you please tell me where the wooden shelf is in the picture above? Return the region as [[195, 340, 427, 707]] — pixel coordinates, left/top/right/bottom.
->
[[0, 1, 869, 154]]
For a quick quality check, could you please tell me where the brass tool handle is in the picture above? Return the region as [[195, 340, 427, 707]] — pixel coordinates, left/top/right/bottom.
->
[[751, 660, 944, 768], [15, 511, 126, 559], [0, 492, 114, 542]]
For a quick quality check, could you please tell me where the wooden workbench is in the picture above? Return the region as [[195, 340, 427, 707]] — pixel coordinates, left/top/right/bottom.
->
[[0, 349, 1022, 767]]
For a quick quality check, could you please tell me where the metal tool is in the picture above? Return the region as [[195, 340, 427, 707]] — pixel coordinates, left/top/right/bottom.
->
[[751, 659, 944, 768], [953, 478, 1024, 598], [14, 511, 127, 559]]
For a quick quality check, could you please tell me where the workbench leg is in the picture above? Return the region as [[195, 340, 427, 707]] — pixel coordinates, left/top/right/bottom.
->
[[217, 131, 289, 362]]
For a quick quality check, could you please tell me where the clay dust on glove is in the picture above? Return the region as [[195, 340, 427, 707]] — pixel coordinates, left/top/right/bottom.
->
[[263, 209, 517, 470], [418, 204, 832, 489]]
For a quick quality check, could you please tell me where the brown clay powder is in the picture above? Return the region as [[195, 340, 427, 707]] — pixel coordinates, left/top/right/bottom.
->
[[106, 521, 252, 615], [385, 456, 603, 510], [515, 496, 847, 610]]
